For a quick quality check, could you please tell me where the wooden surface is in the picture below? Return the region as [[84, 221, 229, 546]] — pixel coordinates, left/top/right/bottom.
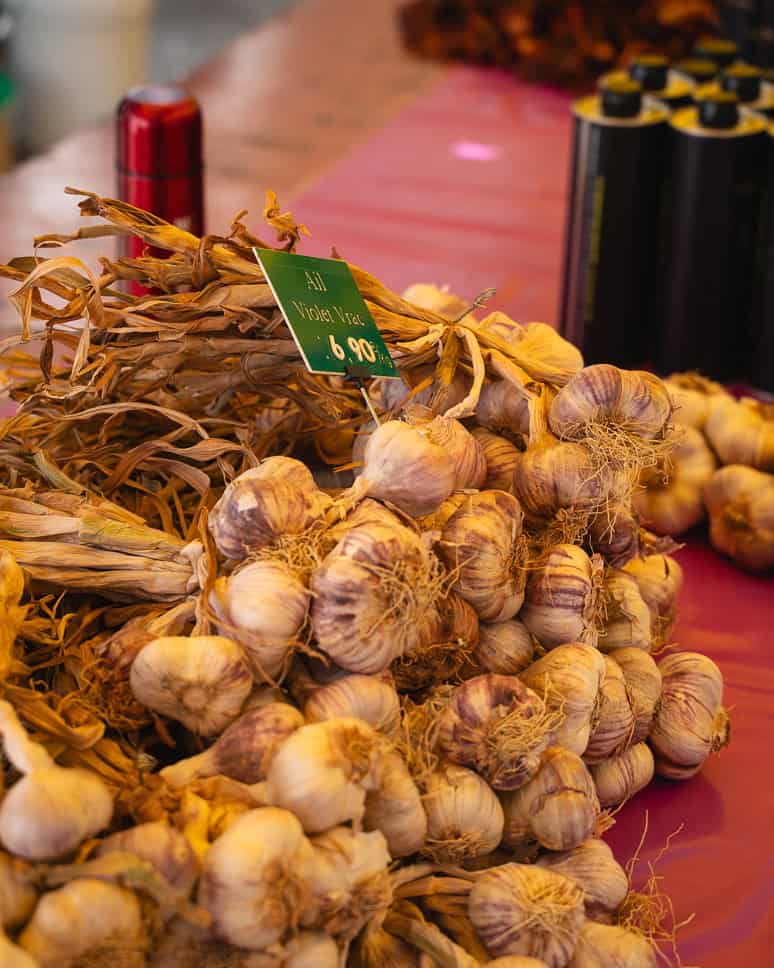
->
[[0, 0, 441, 327]]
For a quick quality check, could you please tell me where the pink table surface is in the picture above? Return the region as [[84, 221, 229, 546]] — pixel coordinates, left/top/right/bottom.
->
[[288, 67, 774, 967]]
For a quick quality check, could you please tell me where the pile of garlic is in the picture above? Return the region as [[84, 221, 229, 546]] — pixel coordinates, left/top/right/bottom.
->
[[0, 294, 734, 967], [637, 373, 774, 572]]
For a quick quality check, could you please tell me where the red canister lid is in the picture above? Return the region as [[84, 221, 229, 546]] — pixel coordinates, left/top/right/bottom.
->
[[117, 84, 202, 178]]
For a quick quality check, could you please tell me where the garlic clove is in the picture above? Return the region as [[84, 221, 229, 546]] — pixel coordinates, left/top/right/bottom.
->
[[130, 635, 253, 737], [364, 750, 427, 857], [95, 820, 199, 900], [567, 920, 657, 967], [422, 763, 504, 863], [304, 673, 400, 738], [704, 464, 774, 572], [469, 862, 585, 965], [521, 544, 602, 650], [537, 837, 629, 920], [591, 742, 655, 807]]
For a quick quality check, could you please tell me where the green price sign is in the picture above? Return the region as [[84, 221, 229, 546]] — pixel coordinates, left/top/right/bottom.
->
[[254, 248, 399, 379]]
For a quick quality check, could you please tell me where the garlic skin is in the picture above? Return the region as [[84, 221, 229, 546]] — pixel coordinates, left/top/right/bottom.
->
[[210, 560, 310, 681], [704, 465, 774, 572], [591, 742, 655, 807], [266, 717, 385, 833], [300, 826, 391, 940], [501, 747, 600, 852], [130, 635, 253, 737], [96, 821, 199, 899], [439, 490, 527, 622], [477, 313, 584, 385], [161, 703, 304, 788], [0, 852, 36, 930], [356, 927, 420, 968], [568, 921, 656, 968], [609, 647, 662, 744], [549, 365, 672, 441], [354, 421, 456, 517], [650, 652, 730, 780], [364, 751, 427, 857], [587, 505, 641, 567], [394, 592, 480, 692], [423, 763, 504, 862], [521, 544, 602, 650], [599, 569, 652, 653], [583, 655, 635, 764], [475, 379, 534, 446], [472, 428, 522, 491], [705, 395, 774, 471], [437, 674, 554, 790], [469, 863, 585, 966], [198, 807, 312, 950], [622, 553, 683, 646], [304, 674, 400, 738], [403, 282, 470, 318], [19, 878, 146, 968], [473, 619, 535, 676], [0, 933, 37, 968], [209, 468, 329, 561], [405, 406, 487, 490], [665, 372, 728, 429], [521, 644, 606, 755], [0, 701, 113, 861], [537, 838, 628, 919]]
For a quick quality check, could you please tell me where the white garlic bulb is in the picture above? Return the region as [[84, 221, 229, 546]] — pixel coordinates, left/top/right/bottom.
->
[[96, 821, 199, 900], [469, 863, 585, 965], [198, 807, 312, 950], [405, 405, 487, 489], [364, 751, 427, 857], [521, 643, 606, 755], [591, 742, 655, 807], [704, 395, 774, 471], [568, 921, 656, 967], [304, 674, 400, 737], [266, 717, 386, 833], [472, 427, 522, 491], [439, 490, 527, 622], [473, 619, 535, 676], [161, 702, 303, 788], [423, 763, 504, 862], [521, 544, 602, 650], [0, 701, 112, 861], [210, 560, 310, 681], [622, 553, 683, 647], [130, 635, 252, 737], [609, 647, 662, 744], [436, 674, 554, 790], [501, 747, 599, 852], [583, 655, 635, 765], [19, 878, 146, 968], [704, 465, 774, 572], [599, 569, 652, 653], [537, 837, 629, 920]]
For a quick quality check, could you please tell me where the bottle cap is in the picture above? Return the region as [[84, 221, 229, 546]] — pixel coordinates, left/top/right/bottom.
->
[[629, 54, 669, 92], [601, 78, 642, 118], [117, 84, 202, 178], [698, 91, 739, 129], [672, 58, 718, 83], [721, 63, 762, 104]]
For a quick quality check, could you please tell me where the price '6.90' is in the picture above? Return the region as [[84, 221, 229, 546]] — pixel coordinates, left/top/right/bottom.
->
[[328, 333, 378, 364]]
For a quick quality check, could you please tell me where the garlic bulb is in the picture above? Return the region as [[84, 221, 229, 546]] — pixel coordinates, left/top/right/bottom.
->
[[209, 466, 330, 561], [311, 521, 440, 673], [364, 751, 427, 857], [469, 863, 585, 965], [198, 807, 312, 949], [650, 652, 730, 779], [281, 932, 341, 968], [405, 405, 487, 489], [537, 838, 628, 920], [521, 544, 602, 649], [472, 428, 522, 491], [350, 420, 456, 517], [19, 878, 146, 968], [161, 703, 304, 788], [473, 619, 535, 676], [521, 644, 606, 755], [609, 647, 662, 744], [423, 763, 504, 862], [304, 674, 400, 737], [130, 635, 252, 737], [436, 674, 555, 790], [439, 490, 527, 622], [96, 821, 199, 899], [475, 379, 534, 446], [568, 921, 656, 967], [705, 395, 774, 471], [704, 465, 774, 572], [587, 505, 641, 567], [300, 826, 391, 940], [477, 313, 584, 385], [0, 933, 36, 968], [394, 592, 480, 692], [501, 747, 599, 852], [599, 569, 652, 653], [549, 365, 672, 441], [583, 656, 635, 764], [591, 742, 654, 807], [635, 425, 716, 535], [266, 717, 386, 832], [0, 852, 36, 930], [0, 701, 112, 860], [622, 553, 683, 646], [665, 372, 728, 429], [210, 560, 310, 681]]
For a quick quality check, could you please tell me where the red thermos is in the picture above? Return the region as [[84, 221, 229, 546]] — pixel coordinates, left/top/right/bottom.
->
[[117, 84, 203, 266]]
